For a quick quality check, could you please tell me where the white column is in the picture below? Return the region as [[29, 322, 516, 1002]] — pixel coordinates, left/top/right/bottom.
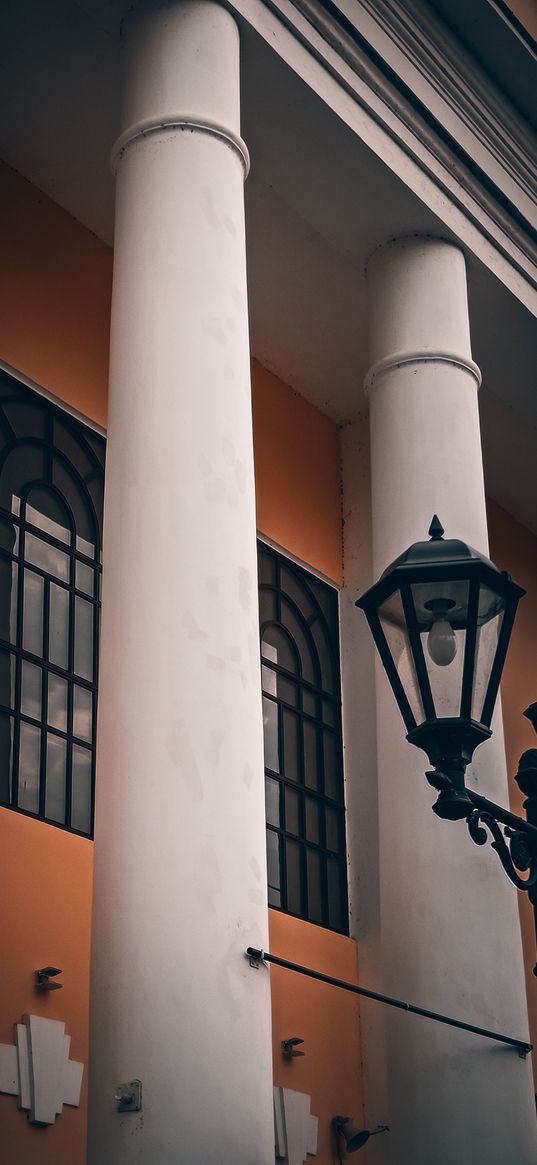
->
[[89, 4, 273, 1163], [361, 238, 536, 1164]]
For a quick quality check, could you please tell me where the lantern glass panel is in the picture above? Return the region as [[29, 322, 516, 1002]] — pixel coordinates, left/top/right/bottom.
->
[[378, 590, 425, 725], [472, 584, 506, 724], [410, 579, 469, 719]]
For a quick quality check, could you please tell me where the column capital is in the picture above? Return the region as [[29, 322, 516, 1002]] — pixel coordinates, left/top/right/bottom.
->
[[364, 348, 481, 394], [112, 1, 249, 175]]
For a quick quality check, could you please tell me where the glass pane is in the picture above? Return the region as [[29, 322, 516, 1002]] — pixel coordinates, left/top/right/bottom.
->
[[45, 734, 66, 824], [52, 459, 96, 560], [71, 744, 92, 833], [265, 775, 280, 828], [378, 590, 425, 725], [0, 649, 15, 709], [306, 848, 323, 923], [21, 661, 42, 720], [262, 696, 279, 773], [285, 786, 300, 836], [25, 532, 69, 582], [327, 857, 345, 932], [283, 709, 299, 782], [261, 628, 297, 673], [75, 561, 94, 596], [303, 721, 319, 790], [302, 689, 317, 718], [18, 721, 41, 813], [305, 797, 320, 845], [73, 685, 92, 742], [310, 618, 335, 694], [25, 486, 71, 545], [323, 730, 339, 800], [0, 556, 18, 644], [473, 605, 504, 724], [0, 712, 14, 803], [266, 828, 281, 905], [277, 675, 298, 706], [0, 516, 18, 554], [411, 580, 468, 719], [0, 446, 45, 512], [49, 583, 69, 669], [261, 664, 277, 696], [48, 673, 68, 733], [259, 588, 277, 624], [23, 570, 44, 656], [286, 838, 302, 915], [322, 700, 336, 726], [281, 600, 317, 684], [326, 806, 341, 853], [74, 596, 93, 681], [281, 566, 315, 621], [258, 551, 276, 586]]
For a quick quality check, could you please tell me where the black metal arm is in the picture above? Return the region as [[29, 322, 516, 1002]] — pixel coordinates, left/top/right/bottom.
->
[[428, 703, 537, 975]]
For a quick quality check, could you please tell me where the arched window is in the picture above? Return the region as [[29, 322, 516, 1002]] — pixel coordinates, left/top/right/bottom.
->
[[0, 371, 105, 836], [258, 540, 348, 933]]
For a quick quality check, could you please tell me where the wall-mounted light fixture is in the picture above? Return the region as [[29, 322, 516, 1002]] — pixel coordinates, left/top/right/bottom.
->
[[356, 517, 537, 964], [332, 1115, 389, 1156], [35, 966, 63, 991]]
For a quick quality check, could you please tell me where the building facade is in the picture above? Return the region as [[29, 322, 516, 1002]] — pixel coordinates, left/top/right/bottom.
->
[[1, 1, 537, 1163]]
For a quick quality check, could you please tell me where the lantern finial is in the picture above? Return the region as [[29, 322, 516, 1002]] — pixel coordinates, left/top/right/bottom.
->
[[428, 515, 444, 541]]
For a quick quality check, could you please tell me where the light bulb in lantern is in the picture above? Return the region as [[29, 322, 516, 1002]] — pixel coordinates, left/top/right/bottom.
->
[[425, 599, 457, 667]]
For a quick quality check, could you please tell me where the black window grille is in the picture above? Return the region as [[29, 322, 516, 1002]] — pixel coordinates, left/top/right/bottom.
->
[[0, 371, 105, 837], [258, 540, 348, 933]]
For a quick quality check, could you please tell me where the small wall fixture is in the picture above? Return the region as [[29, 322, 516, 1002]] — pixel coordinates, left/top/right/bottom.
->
[[282, 1036, 305, 1059], [35, 966, 63, 991], [332, 1115, 389, 1155]]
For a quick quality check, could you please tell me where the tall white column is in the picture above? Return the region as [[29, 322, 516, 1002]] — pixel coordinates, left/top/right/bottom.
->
[[89, 4, 273, 1163], [362, 238, 536, 1164]]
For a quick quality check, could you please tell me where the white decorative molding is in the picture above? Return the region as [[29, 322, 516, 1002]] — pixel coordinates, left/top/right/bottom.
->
[[273, 1086, 318, 1164], [364, 348, 482, 393], [111, 115, 250, 177], [228, 0, 537, 310], [0, 1016, 83, 1125]]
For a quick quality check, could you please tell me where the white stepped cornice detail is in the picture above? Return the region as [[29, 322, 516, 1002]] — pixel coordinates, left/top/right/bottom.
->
[[243, 0, 537, 300]]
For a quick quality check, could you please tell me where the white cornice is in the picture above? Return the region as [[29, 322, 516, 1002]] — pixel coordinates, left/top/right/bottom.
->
[[229, 0, 537, 311]]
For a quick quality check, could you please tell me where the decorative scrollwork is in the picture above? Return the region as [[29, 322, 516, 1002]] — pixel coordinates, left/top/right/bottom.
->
[[467, 810, 537, 891]]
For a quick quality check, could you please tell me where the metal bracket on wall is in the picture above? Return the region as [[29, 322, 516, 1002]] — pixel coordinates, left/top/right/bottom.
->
[[115, 1079, 142, 1113]]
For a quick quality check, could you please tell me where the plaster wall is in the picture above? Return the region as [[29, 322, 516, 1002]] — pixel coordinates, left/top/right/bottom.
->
[[505, 0, 537, 41], [0, 810, 93, 1165], [0, 160, 111, 427], [488, 499, 537, 1081], [0, 160, 110, 1165]]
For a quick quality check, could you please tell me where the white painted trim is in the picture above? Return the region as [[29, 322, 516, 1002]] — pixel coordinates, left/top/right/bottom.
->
[[111, 116, 250, 176], [256, 530, 340, 590], [0, 360, 107, 437], [364, 349, 482, 393]]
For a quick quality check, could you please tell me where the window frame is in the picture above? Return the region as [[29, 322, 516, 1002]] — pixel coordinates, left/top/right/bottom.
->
[[0, 370, 105, 838], [258, 537, 349, 935]]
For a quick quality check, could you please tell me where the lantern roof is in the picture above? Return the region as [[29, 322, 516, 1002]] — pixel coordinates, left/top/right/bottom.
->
[[381, 516, 501, 577]]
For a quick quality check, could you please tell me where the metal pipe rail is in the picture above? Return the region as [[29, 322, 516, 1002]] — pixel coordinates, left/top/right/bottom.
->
[[246, 947, 533, 1057]]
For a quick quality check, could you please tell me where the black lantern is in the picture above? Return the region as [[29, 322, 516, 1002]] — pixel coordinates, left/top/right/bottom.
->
[[356, 517, 525, 820]]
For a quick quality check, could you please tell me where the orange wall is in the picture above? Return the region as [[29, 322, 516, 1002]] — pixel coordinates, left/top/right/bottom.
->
[[252, 359, 343, 585], [0, 163, 111, 1163], [270, 911, 365, 1164], [505, 0, 537, 41], [0, 810, 93, 1163], [488, 500, 537, 1077], [0, 161, 111, 428], [254, 368, 361, 1160]]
